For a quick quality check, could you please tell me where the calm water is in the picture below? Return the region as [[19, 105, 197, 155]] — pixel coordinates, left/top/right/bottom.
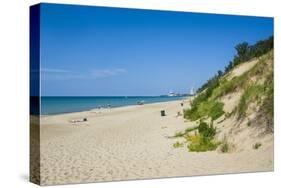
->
[[41, 96, 186, 115]]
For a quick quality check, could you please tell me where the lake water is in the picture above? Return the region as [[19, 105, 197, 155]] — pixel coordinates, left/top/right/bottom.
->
[[41, 96, 186, 115]]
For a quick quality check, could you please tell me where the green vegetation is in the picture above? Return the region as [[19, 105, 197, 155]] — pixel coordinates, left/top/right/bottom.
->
[[172, 121, 220, 152], [185, 49, 273, 123], [187, 121, 220, 152], [237, 84, 264, 119], [173, 126, 199, 138], [253, 142, 262, 150], [211, 75, 247, 99], [176, 36, 274, 153], [187, 134, 220, 152], [174, 131, 185, 138], [261, 72, 274, 128], [184, 99, 224, 121], [224, 36, 273, 76], [197, 36, 273, 93], [173, 141, 184, 148], [237, 52, 273, 120], [198, 121, 216, 138]]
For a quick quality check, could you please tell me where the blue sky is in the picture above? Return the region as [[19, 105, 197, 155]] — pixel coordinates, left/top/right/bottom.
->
[[40, 3, 273, 96]]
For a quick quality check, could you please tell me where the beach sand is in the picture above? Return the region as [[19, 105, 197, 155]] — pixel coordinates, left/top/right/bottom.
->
[[39, 99, 273, 185]]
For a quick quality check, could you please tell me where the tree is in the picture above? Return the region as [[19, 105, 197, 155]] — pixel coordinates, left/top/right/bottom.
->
[[235, 42, 249, 56], [224, 61, 233, 73], [217, 70, 223, 78], [196, 36, 273, 95]]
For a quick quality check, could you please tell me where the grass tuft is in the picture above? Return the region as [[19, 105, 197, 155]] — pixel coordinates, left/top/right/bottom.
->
[[173, 141, 184, 148], [186, 121, 220, 152], [237, 84, 264, 119]]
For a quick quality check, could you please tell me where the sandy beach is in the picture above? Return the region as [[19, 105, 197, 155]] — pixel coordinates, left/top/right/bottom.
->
[[38, 99, 273, 185]]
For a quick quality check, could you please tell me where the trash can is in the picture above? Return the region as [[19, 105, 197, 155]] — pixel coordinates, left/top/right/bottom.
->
[[161, 110, 166, 116]]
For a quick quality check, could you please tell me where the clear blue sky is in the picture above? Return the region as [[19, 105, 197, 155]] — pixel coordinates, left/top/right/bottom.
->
[[40, 3, 273, 96]]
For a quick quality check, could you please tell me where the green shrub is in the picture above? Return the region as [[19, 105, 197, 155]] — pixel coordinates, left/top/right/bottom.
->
[[209, 102, 225, 120], [173, 141, 184, 148], [198, 121, 216, 138], [187, 134, 220, 152], [186, 121, 219, 152], [253, 142, 262, 150]]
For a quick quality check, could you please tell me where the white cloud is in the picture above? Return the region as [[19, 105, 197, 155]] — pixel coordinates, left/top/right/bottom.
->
[[40, 67, 127, 80], [92, 68, 127, 78]]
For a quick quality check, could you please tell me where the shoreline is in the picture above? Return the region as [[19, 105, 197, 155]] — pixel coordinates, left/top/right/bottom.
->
[[40, 97, 189, 117]]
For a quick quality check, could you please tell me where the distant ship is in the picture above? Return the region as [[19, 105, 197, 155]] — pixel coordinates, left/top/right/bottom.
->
[[161, 89, 193, 97], [168, 90, 179, 97]]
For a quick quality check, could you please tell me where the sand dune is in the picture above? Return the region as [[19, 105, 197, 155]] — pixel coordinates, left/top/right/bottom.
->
[[39, 99, 273, 185]]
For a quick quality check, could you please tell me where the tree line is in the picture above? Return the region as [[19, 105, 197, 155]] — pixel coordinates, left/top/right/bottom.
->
[[197, 36, 273, 93]]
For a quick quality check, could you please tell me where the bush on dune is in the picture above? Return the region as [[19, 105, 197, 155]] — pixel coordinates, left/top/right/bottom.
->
[[187, 121, 220, 152], [187, 134, 220, 152], [184, 100, 224, 121]]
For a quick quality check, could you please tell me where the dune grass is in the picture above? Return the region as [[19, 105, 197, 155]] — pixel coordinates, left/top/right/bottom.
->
[[184, 100, 224, 121], [173, 126, 199, 138], [237, 84, 264, 119], [173, 141, 184, 148], [187, 134, 220, 152], [186, 121, 220, 152], [179, 51, 273, 152]]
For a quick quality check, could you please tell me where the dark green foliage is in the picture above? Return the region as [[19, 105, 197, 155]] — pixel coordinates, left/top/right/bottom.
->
[[209, 102, 225, 120], [228, 36, 273, 73], [198, 36, 273, 94], [198, 121, 216, 138], [185, 126, 199, 133], [187, 121, 219, 152], [233, 42, 250, 64], [217, 70, 223, 77], [224, 61, 233, 73], [253, 142, 262, 150]]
